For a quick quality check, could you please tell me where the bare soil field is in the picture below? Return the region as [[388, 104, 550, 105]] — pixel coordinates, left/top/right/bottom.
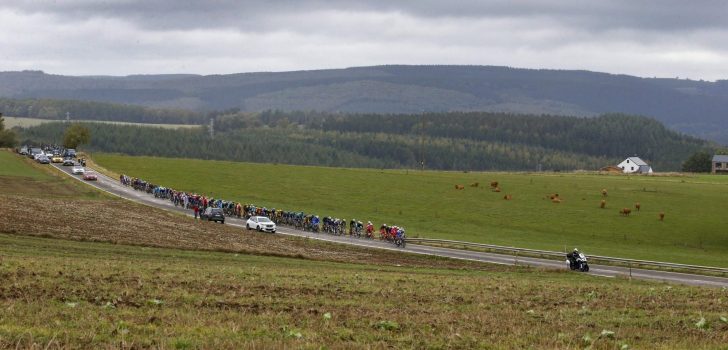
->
[[0, 192, 496, 271]]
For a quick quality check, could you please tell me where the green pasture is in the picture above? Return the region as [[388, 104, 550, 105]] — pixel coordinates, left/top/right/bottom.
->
[[94, 154, 728, 267], [0, 150, 51, 179]]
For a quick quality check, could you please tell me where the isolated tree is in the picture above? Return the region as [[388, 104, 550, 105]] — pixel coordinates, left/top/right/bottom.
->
[[0, 113, 18, 147], [681, 151, 712, 172], [63, 124, 91, 149]]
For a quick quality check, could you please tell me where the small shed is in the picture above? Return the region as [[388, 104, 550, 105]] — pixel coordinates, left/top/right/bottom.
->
[[712, 155, 728, 174], [617, 157, 653, 174]]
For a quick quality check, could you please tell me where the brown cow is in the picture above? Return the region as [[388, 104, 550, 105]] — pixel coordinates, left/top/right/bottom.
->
[[549, 193, 560, 200], [635, 202, 641, 211], [490, 181, 499, 188], [551, 198, 561, 203], [659, 212, 665, 221], [470, 182, 479, 188], [601, 189, 608, 197], [620, 208, 632, 216], [600, 200, 606, 209], [503, 194, 512, 200], [455, 185, 465, 190], [494, 187, 502, 193]]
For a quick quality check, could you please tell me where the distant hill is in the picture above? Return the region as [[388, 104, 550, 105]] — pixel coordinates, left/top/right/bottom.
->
[[1, 66, 727, 143]]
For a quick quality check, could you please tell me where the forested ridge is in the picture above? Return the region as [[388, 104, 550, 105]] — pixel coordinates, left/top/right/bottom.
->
[[2, 66, 728, 143], [17, 111, 711, 171]]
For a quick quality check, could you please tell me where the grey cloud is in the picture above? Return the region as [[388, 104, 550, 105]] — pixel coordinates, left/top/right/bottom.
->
[[0, 0, 726, 79], [3, 0, 728, 32]]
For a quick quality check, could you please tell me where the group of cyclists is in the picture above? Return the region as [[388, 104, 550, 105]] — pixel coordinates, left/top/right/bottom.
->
[[119, 174, 407, 247]]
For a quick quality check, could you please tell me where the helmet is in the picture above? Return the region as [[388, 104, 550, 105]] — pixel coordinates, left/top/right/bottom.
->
[[573, 248, 579, 252]]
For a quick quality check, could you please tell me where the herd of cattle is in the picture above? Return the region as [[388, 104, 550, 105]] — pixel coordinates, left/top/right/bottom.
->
[[453, 181, 665, 220]]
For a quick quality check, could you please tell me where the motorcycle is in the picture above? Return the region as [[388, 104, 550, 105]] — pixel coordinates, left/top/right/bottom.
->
[[566, 252, 589, 272]]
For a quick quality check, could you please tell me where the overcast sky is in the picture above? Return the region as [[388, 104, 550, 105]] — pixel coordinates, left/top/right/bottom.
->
[[1, 0, 726, 80]]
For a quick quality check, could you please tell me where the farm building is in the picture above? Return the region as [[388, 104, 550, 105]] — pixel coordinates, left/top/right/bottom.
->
[[617, 157, 653, 174], [712, 155, 728, 174]]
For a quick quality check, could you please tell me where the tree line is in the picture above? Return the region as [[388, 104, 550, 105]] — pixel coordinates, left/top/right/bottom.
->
[[15, 110, 717, 171]]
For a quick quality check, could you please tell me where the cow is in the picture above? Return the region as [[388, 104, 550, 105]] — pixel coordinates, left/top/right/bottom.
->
[[620, 208, 632, 216], [503, 194, 512, 200], [490, 181, 498, 188], [600, 200, 606, 209], [493, 187, 501, 192], [659, 212, 665, 221], [601, 189, 608, 197], [635, 202, 641, 211], [470, 182, 479, 187], [455, 184, 465, 190]]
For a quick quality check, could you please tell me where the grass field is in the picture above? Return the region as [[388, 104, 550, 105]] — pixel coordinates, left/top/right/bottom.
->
[[0, 150, 107, 199], [0, 150, 52, 179], [2, 234, 727, 349], [94, 154, 728, 267], [3, 116, 199, 129], [1, 152, 728, 348]]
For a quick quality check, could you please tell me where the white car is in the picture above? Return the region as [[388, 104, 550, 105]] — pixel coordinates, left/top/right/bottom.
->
[[246, 216, 276, 233], [71, 166, 85, 175]]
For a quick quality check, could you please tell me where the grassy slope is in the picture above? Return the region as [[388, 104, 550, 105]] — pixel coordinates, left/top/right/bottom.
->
[[2, 234, 727, 349], [0, 150, 52, 178], [94, 154, 728, 267], [1, 152, 727, 348], [0, 150, 107, 199]]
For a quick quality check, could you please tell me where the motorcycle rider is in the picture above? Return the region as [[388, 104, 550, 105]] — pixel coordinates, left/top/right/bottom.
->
[[567, 248, 582, 270]]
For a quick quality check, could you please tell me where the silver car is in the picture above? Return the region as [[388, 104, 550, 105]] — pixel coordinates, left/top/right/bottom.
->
[[71, 166, 85, 175]]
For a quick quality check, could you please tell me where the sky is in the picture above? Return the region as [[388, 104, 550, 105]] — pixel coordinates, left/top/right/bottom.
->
[[1, 0, 727, 80]]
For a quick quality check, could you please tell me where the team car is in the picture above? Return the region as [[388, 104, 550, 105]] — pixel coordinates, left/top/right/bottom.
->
[[200, 207, 225, 223], [71, 166, 85, 175]]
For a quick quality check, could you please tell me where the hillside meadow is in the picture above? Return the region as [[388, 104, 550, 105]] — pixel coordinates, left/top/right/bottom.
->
[[94, 154, 728, 267], [4, 151, 728, 348]]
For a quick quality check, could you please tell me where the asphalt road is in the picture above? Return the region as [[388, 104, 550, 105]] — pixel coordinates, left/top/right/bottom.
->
[[52, 163, 728, 288]]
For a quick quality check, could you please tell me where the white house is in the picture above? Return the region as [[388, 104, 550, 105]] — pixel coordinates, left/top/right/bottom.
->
[[617, 157, 653, 174]]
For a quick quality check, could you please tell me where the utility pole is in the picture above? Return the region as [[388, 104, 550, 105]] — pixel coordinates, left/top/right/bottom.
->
[[65, 112, 70, 123], [209, 118, 214, 139], [419, 112, 425, 171]]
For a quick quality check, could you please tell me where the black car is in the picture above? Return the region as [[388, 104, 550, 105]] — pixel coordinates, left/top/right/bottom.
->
[[28, 148, 42, 158], [200, 207, 225, 223], [63, 149, 77, 158]]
